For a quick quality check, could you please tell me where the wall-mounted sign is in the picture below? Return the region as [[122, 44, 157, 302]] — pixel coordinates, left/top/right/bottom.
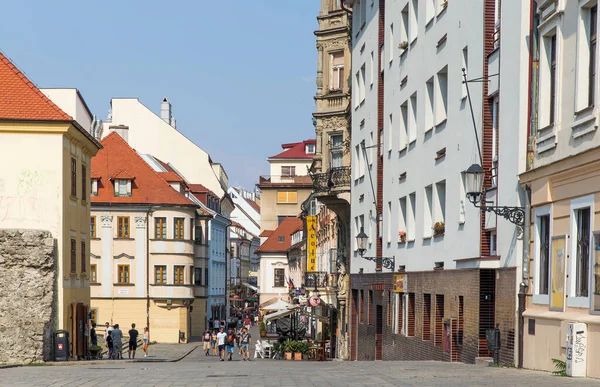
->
[[550, 235, 567, 312], [309, 295, 321, 307], [117, 288, 129, 295], [306, 215, 317, 272], [393, 274, 407, 293]]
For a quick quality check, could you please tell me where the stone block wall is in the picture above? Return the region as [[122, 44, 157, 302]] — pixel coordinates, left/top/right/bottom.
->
[[0, 229, 56, 363]]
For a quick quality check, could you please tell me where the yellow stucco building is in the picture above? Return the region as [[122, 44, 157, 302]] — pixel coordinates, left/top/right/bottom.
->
[[0, 53, 101, 359]]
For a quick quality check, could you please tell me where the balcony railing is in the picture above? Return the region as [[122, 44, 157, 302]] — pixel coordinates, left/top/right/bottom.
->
[[311, 166, 351, 193], [304, 272, 337, 289], [258, 175, 313, 187]]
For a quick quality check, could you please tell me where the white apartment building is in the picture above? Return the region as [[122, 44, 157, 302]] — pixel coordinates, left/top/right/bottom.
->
[[347, 0, 529, 365]]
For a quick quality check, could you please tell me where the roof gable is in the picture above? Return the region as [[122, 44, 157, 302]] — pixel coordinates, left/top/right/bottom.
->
[[256, 217, 303, 253], [0, 53, 73, 121], [90, 133, 195, 206], [268, 139, 316, 160]]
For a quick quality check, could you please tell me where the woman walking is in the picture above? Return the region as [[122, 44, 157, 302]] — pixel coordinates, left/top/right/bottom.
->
[[211, 329, 218, 356], [142, 327, 149, 357]]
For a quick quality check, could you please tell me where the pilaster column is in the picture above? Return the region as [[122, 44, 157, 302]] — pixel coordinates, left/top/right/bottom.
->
[[135, 216, 147, 297], [100, 214, 113, 298]]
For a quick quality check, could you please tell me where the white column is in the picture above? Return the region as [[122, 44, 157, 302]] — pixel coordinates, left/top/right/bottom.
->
[[135, 215, 147, 297], [101, 214, 113, 298]]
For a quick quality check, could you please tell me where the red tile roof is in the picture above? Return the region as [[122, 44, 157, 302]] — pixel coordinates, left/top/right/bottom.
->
[[259, 230, 273, 238], [0, 53, 73, 121], [90, 133, 196, 206], [111, 170, 135, 180], [255, 217, 303, 253], [159, 171, 185, 182], [269, 139, 316, 160]]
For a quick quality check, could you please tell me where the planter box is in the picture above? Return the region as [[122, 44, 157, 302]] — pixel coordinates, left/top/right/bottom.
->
[[260, 330, 267, 337], [285, 352, 293, 360], [294, 352, 303, 360]]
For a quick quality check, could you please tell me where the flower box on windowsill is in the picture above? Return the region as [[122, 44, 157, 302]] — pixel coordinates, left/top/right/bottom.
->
[[432, 222, 445, 237], [398, 232, 407, 244], [433, 232, 445, 238]]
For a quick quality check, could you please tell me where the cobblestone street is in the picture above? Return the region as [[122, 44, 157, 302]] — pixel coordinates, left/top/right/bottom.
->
[[3, 348, 600, 387]]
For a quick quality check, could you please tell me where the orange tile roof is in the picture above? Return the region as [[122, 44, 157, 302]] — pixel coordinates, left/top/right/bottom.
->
[[111, 170, 135, 180], [259, 230, 274, 237], [255, 217, 303, 253], [0, 53, 73, 121], [159, 171, 185, 182], [90, 133, 196, 206]]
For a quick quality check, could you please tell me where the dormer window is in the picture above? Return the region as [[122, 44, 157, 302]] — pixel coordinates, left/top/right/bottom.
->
[[306, 144, 316, 154], [114, 179, 132, 197], [91, 178, 99, 196], [278, 236, 285, 242]]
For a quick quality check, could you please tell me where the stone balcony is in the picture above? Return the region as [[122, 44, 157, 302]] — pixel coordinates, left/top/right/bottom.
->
[[311, 166, 351, 193]]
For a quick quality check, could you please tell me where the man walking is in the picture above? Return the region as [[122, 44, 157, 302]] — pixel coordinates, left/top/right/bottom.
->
[[216, 327, 227, 361], [111, 324, 123, 360], [240, 327, 252, 361], [226, 328, 236, 361], [128, 323, 139, 359]]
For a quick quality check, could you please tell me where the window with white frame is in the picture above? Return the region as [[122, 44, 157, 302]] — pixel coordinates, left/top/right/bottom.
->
[[386, 201, 392, 243], [461, 46, 469, 99], [489, 230, 497, 256], [425, 77, 434, 130], [281, 166, 296, 177], [354, 144, 362, 179], [539, 30, 558, 128], [387, 114, 393, 152], [435, 66, 448, 125], [389, 24, 394, 62], [575, 2, 598, 111], [114, 179, 132, 197], [370, 51, 375, 86], [569, 195, 594, 308], [401, 5, 409, 45], [426, 0, 435, 24], [434, 180, 446, 225], [491, 96, 499, 187], [400, 100, 409, 149], [408, 192, 416, 241], [359, 64, 366, 103], [410, 0, 419, 43], [399, 197, 407, 241], [330, 134, 344, 168], [409, 92, 418, 143], [330, 51, 345, 91], [424, 185, 433, 237], [533, 205, 552, 305]]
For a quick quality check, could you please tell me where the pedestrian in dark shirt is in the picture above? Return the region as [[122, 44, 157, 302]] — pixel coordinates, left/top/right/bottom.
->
[[90, 322, 97, 346], [106, 332, 114, 360], [128, 323, 139, 359]]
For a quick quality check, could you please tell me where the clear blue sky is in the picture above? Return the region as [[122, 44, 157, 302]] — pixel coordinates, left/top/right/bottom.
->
[[1, 0, 319, 189]]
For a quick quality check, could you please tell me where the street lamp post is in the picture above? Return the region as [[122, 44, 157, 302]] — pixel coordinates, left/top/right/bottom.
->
[[355, 227, 396, 271]]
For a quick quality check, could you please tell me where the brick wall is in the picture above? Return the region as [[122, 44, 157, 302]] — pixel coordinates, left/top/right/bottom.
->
[[349, 268, 516, 364]]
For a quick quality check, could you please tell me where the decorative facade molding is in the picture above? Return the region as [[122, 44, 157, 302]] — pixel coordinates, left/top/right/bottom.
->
[[101, 215, 113, 228], [135, 216, 147, 228], [114, 253, 135, 260]]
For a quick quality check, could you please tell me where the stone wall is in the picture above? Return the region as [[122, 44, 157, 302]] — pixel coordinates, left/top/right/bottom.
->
[[0, 229, 56, 363]]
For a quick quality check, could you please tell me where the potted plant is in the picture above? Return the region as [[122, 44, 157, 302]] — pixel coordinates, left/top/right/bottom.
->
[[398, 231, 407, 243], [398, 41, 409, 51], [283, 338, 295, 360], [272, 341, 283, 359], [259, 321, 267, 337], [433, 221, 445, 236], [89, 345, 103, 360], [295, 341, 308, 360]]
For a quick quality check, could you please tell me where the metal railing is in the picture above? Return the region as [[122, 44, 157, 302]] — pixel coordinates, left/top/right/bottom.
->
[[304, 272, 337, 289], [311, 166, 351, 193]]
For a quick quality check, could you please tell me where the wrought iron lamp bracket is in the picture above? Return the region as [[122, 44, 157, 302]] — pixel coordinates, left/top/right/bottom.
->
[[358, 251, 396, 271]]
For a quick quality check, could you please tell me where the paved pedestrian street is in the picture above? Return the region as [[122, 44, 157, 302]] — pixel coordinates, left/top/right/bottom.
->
[[2, 348, 600, 387]]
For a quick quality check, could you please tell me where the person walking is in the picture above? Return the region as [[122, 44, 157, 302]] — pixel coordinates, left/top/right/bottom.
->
[[111, 324, 123, 360], [128, 323, 139, 359], [104, 322, 113, 359], [216, 327, 227, 361], [240, 327, 252, 361], [237, 327, 243, 355], [226, 328, 236, 361], [243, 315, 251, 331], [105, 330, 114, 360], [90, 322, 98, 347], [211, 329, 218, 356], [142, 327, 149, 357], [203, 329, 211, 356]]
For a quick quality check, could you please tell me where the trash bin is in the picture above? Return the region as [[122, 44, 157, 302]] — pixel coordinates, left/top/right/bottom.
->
[[54, 330, 70, 361]]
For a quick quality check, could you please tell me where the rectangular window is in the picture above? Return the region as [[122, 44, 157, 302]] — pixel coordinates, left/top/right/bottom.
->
[[281, 166, 296, 177], [407, 293, 415, 336], [423, 294, 431, 341], [461, 46, 469, 98], [370, 51, 375, 86], [174, 265, 185, 285], [590, 5, 597, 106], [118, 179, 128, 196], [155, 217, 166, 239], [576, 208, 591, 297], [90, 264, 97, 284], [395, 293, 404, 335], [549, 35, 557, 124], [491, 97, 499, 187], [409, 92, 417, 143], [436, 66, 448, 124], [400, 100, 408, 149], [435, 180, 446, 225], [399, 197, 407, 240], [386, 201, 392, 243], [194, 267, 202, 286], [194, 224, 203, 244], [368, 290, 373, 325], [274, 268, 285, 287], [330, 134, 344, 168], [408, 192, 416, 241], [410, 0, 419, 42], [205, 267, 209, 287], [387, 114, 393, 152], [155, 265, 166, 284], [81, 241, 86, 273], [118, 265, 130, 284], [401, 5, 409, 44], [70, 238, 76, 273], [330, 51, 345, 90], [359, 64, 366, 103], [426, 0, 435, 23], [174, 218, 185, 240], [117, 216, 130, 238], [424, 185, 433, 237], [425, 77, 434, 130], [435, 295, 444, 346], [389, 24, 394, 62], [277, 191, 298, 203], [81, 164, 87, 201], [90, 216, 96, 238], [71, 158, 77, 197]]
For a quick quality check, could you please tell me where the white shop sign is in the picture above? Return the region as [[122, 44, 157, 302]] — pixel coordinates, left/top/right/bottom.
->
[[117, 288, 129, 295]]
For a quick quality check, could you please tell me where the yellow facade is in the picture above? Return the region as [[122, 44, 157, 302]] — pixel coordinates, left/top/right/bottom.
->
[[0, 121, 101, 358]]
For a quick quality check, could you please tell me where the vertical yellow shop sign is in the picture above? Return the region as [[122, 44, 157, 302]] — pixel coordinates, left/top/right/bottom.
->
[[306, 215, 317, 272]]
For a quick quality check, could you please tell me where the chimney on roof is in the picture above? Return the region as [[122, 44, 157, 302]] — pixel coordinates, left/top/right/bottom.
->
[[109, 125, 129, 143], [160, 98, 172, 126]]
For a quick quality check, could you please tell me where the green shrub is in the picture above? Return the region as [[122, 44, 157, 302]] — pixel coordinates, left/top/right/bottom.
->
[[551, 358, 567, 377]]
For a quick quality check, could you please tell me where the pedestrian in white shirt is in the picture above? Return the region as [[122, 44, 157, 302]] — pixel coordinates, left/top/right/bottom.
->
[[216, 327, 227, 361]]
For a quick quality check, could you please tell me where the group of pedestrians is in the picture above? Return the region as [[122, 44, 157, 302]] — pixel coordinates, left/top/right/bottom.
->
[[203, 326, 252, 361], [102, 322, 149, 359]]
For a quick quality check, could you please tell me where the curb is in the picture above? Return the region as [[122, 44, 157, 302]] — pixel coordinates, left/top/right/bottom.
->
[[0, 364, 22, 369]]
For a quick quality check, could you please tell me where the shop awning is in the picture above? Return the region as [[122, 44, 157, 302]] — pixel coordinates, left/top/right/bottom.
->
[[242, 282, 258, 291], [263, 306, 298, 323], [260, 297, 296, 312]]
